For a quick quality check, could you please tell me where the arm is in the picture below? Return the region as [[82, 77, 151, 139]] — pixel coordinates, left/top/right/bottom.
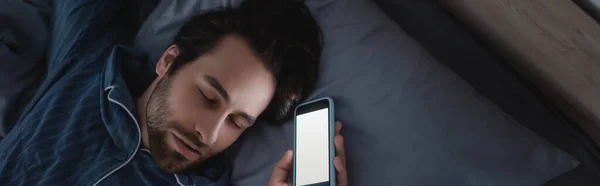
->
[[47, 0, 122, 72], [0, 0, 51, 138]]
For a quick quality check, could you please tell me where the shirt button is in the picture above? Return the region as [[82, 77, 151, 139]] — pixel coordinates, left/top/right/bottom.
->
[[116, 153, 128, 161]]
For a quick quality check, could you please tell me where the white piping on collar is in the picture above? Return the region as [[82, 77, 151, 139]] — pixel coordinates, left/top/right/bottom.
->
[[92, 86, 142, 186], [174, 174, 194, 186]]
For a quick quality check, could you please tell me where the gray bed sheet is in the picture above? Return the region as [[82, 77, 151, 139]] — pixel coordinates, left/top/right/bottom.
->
[[373, 0, 600, 185]]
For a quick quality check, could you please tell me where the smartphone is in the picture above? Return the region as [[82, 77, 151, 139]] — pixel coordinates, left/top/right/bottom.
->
[[293, 97, 335, 186]]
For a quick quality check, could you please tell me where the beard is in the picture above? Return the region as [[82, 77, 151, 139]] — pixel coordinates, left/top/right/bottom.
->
[[145, 76, 211, 173]]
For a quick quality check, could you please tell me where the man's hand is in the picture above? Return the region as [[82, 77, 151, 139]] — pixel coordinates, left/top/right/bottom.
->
[[332, 121, 348, 186], [268, 149, 293, 186], [268, 121, 348, 186]]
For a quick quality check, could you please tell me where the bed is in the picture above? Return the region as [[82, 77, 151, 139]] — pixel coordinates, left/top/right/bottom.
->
[[374, 0, 600, 185], [1, 0, 599, 185]]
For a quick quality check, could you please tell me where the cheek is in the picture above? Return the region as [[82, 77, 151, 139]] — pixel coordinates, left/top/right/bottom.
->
[[165, 78, 204, 125], [213, 126, 245, 152]]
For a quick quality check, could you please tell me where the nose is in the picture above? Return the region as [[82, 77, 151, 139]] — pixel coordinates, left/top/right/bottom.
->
[[195, 111, 227, 145]]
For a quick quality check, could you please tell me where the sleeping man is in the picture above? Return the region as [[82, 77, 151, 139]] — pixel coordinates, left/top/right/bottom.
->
[[0, 0, 348, 185]]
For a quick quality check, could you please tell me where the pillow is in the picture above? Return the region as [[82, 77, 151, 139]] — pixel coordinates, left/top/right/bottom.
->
[[134, 0, 579, 185]]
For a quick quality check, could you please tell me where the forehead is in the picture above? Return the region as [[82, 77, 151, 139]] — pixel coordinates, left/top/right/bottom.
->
[[181, 35, 276, 115]]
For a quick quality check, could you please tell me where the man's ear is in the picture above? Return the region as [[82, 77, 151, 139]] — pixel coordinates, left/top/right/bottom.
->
[[156, 45, 180, 77]]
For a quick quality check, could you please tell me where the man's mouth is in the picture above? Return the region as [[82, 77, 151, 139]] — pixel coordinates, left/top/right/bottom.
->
[[172, 133, 202, 161]]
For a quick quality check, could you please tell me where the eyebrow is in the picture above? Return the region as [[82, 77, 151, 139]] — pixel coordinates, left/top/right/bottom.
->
[[204, 75, 256, 126]]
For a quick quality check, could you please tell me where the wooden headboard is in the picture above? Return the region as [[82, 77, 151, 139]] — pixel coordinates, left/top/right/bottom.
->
[[440, 0, 600, 149]]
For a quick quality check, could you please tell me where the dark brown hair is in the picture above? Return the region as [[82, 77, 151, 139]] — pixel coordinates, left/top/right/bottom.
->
[[168, 0, 323, 124]]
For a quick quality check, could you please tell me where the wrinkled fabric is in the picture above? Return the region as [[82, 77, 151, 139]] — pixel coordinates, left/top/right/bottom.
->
[[0, 0, 50, 139]]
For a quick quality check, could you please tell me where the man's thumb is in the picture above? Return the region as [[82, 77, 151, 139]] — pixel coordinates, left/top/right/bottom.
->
[[270, 150, 293, 183]]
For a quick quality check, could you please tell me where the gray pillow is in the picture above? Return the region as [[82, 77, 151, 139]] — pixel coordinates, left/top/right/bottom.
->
[[134, 0, 579, 185]]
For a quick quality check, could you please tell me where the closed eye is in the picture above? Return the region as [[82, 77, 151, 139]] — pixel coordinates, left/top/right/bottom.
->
[[199, 89, 218, 105], [227, 116, 242, 129]]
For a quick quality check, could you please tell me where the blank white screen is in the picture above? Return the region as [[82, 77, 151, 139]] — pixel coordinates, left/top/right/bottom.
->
[[296, 108, 330, 186]]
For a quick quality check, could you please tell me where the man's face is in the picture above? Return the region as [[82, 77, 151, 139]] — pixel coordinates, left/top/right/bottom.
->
[[145, 35, 276, 173]]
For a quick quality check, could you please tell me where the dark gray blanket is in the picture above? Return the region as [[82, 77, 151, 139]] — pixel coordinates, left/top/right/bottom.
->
[[0, 0, 51, 139], [0, 0, 158, 139]]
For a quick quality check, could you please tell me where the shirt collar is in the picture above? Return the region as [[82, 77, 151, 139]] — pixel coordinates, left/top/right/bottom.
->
[[100, 45, 151, 154], [102, 45, 154, 97]]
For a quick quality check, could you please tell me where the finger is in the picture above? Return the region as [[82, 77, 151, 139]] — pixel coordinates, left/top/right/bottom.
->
[[334, 156, 348, 186], [334, 135, 346, 164], [270, 150, 293, 184], [335, 121, 342, 135]]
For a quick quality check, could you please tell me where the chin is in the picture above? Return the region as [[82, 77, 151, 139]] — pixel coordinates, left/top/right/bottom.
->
[[154, 156, 188, 173], [148, 130, 213, 173], [157, 152, 213, 174], [150, 145, 199, 173]]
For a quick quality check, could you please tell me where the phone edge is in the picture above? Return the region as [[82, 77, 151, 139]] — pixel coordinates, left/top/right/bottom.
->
[[327, 97, 336, 186], [292, 97, 336, 186]]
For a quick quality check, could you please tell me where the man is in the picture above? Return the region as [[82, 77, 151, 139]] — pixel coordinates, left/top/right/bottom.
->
[[0, 0, 348, 185]]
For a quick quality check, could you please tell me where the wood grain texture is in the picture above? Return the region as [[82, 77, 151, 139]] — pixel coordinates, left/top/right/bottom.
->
[[440, 0, 600, 147]]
